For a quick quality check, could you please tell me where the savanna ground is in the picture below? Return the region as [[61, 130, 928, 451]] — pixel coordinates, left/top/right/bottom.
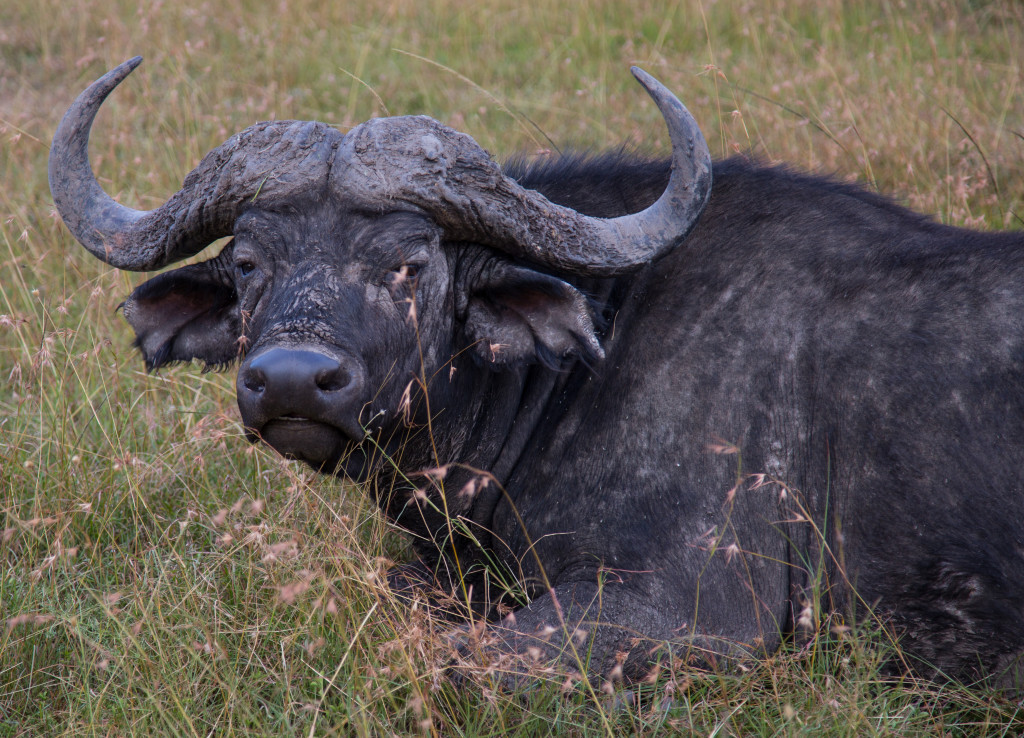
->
[[3, 0, 1024, 735]]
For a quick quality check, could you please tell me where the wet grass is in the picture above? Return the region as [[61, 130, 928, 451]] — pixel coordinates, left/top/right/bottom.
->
[[2, 0, 1024, 734]]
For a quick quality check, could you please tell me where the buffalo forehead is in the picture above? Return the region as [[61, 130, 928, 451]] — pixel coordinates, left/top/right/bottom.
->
[[216, 120, 339, 207], [330, 115, 503, 210]]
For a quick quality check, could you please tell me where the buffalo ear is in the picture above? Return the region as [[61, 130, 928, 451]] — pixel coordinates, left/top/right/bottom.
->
[[464, 262, 604, 369], [121, 243, 241, 370]]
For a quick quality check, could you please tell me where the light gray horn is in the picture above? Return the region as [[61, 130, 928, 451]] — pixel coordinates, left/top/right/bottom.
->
[[49, 57, 342, 271], [333, 66, 712, 276]]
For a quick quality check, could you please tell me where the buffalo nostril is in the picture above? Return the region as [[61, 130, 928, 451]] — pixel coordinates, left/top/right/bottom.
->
[[242, 368, 266, 393], [315, 366, 351, 393]]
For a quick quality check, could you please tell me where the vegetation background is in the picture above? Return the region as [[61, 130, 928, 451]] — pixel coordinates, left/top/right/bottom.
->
[[2, 0, 1023, 734]]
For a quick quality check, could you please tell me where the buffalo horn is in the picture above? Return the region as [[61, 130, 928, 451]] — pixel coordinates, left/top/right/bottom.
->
[[49, 57, 341, 271], [332, 66, 712, 276]]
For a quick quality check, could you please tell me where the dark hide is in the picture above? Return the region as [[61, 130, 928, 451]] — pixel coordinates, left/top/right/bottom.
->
[[121, 152, 1024, 685]]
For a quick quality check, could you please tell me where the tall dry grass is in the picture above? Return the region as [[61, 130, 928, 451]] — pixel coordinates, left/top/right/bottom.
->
[[2, 0, 1024, 734]]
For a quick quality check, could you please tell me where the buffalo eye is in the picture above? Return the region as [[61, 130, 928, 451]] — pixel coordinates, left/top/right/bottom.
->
[[235, 259, 257, 279], [386, 264, 421, 291]]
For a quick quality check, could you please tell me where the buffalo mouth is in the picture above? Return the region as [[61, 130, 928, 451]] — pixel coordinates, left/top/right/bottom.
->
[[253, 417, 370, 477]]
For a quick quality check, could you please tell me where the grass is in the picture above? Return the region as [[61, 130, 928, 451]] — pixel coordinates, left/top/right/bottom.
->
[[2, 0, 1024, 734]]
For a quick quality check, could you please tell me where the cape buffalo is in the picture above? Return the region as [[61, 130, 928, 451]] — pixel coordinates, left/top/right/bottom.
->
[[50, 58, 1024, 686]]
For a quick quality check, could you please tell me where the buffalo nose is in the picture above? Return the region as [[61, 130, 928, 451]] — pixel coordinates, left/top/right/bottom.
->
[[237, 348, 360, 424], [242, 349, 350, 395]]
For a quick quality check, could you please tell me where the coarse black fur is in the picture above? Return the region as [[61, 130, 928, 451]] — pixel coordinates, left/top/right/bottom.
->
[[116, 149, 1024, 688]]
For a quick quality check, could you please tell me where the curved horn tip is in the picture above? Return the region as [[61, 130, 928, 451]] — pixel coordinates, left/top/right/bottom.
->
[[629, 65, 653, 86], [629, 66, 690, 117], [629, 66, 669, 98], [76, 57, 145, 107], [120, 55, 144, 74], [71, 57, 145, 97], [101, 56, 144, 88]]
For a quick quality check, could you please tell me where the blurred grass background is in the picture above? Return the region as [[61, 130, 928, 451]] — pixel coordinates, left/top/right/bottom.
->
[[2, 0, 1023, 735]]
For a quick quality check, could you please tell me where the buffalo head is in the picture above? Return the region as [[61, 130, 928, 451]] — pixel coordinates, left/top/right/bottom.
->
[[49, 58, 711, 479]]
